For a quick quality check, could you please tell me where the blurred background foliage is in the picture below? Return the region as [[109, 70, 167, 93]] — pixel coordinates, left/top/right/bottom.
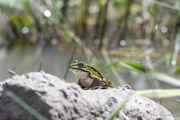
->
[[0, 0, 180, 118]]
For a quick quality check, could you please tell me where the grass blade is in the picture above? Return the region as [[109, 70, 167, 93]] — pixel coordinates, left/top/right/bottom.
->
[[38, 62, 42, 72], [105, 94, 134, 120], [101, 48, 125, 86], [106, 88, 180, 119], [63, 47, 76, 80], [120, 60, 147, 73], [98, 60, 120, 72], [148, 71, 180, 87], [120, 59, 180, 87], [177, 99, 180, 104], [144, 0, 180, 11], [135, 89, 180, 98], [171, 32, 180, 72], [6, 91, 48, 120]]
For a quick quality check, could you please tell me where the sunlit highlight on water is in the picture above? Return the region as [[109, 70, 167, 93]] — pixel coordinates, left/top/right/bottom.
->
[[135, 17, 143, 24], [120, 40, 126, 46], [144, 39, 150, 45], [44, 10, 51, 17], [145, 56, 150, 60], [171, 60, 176, 66], [89, 5, 100, 14], [161, 26, 168, 33], [51, 39, 57, 45], [21, 27, 29, 34], [155, 24, 158, 30], [94, 39, 100, 45]]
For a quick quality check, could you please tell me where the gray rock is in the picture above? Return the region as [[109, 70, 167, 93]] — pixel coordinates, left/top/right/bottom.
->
[[0, 72, 174, 120]]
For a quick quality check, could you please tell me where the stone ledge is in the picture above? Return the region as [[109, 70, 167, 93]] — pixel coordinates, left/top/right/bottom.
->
[[0, 71, 174, 120]]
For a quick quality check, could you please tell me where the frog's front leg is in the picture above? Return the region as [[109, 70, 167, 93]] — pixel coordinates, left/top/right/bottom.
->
[[77, 79, 85, 89], [81, 77, 99, 90]]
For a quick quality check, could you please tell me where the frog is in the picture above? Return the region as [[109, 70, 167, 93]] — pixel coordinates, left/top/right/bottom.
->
[[69, 60, 112, 90]]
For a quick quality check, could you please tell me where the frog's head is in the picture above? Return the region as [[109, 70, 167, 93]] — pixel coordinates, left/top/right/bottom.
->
[[69, 60, 91, 79], [69, 60, 87, 71]]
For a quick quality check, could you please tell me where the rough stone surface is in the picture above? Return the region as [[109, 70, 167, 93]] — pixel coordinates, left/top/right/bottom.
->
[[0, 71, 174, 120]]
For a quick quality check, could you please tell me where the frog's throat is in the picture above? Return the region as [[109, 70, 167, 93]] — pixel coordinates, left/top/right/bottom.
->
[[79, 78, 94, 88], [69, 68, 92, 79]]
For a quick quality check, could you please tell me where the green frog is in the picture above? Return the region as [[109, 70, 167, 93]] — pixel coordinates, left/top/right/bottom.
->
[[69, 60, 112, 90]]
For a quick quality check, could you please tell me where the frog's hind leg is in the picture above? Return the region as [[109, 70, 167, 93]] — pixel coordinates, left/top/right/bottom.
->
[[90, 77, 100, 87], [88, 85, 109, 90], [88, 86, 103, 90], [88, 79, 109, 90]]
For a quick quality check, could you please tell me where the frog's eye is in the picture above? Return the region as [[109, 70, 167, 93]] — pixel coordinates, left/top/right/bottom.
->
[[78, 61, 84, 68]]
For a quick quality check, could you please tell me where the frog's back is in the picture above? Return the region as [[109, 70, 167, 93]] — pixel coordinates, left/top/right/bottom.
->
[[86, 65, 103, 79]]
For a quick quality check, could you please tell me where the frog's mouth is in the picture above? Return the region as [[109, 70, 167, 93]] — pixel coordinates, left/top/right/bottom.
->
[[69, 66, 84, 74], [68, 65, 73, 69], [69, 66, 87, 72], [68, 65, 78, 69], [69, 66, 78, 70]]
